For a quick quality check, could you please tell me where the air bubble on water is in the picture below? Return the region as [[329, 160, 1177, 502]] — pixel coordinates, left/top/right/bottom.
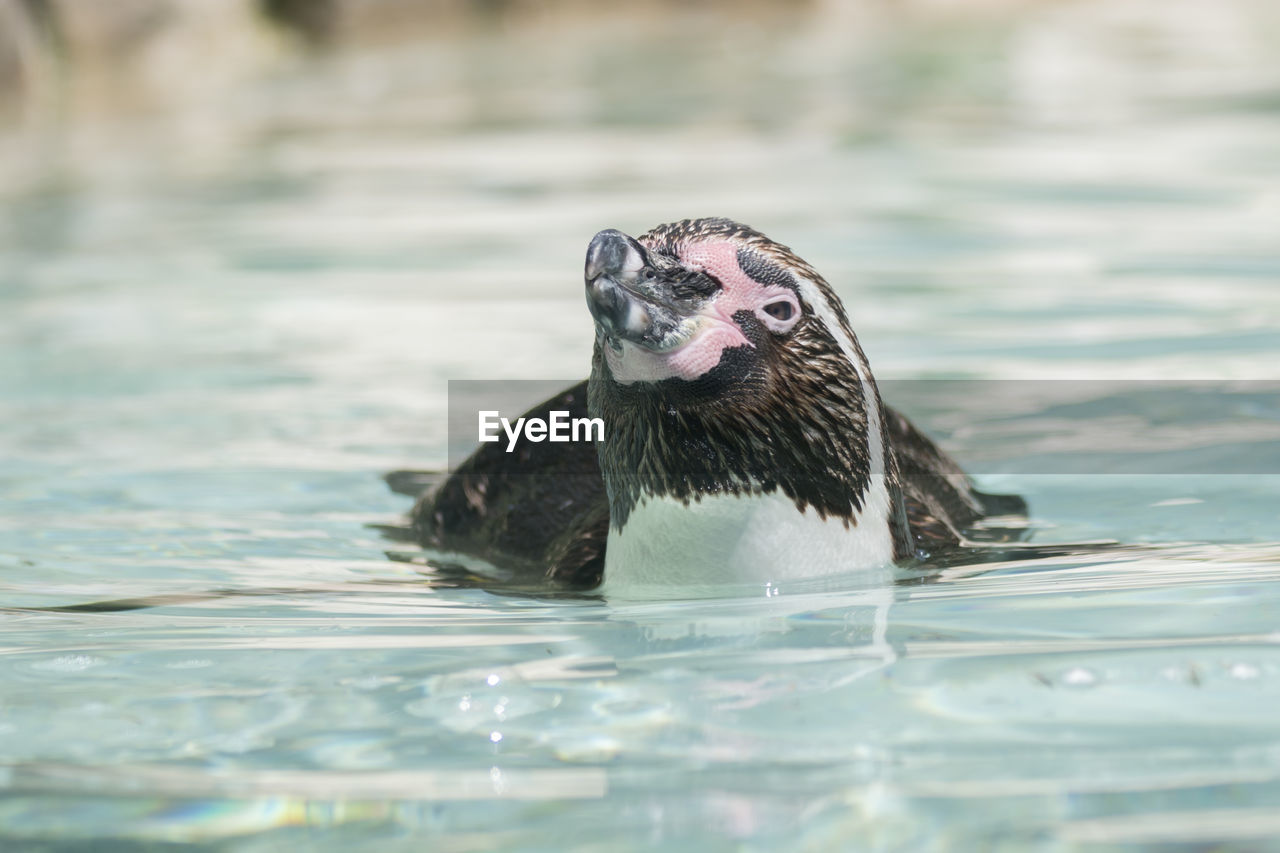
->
[[1060, 667, 1097, 687], [1229, 662, 1261, 680], [32, 654, 104, 672]]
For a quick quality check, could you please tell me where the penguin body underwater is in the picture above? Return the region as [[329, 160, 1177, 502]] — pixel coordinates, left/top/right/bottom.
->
[[395, 218, 1027, 591]]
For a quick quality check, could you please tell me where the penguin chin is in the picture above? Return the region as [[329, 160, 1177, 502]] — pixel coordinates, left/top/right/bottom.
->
[[594, 341, 775, 424], [601, 317, 754, 386]]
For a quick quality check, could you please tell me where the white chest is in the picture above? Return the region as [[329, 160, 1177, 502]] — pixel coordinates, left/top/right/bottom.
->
[[601, 476, 895, 593]]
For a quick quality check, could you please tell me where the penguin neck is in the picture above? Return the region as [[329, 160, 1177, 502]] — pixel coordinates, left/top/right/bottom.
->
[[586, 331, 905, 579], [594, 393, 877, 528]]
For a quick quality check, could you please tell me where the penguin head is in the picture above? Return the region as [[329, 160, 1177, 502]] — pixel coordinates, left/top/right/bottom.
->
[[584, 217, 866, 412], [583, 218, 886, 532]]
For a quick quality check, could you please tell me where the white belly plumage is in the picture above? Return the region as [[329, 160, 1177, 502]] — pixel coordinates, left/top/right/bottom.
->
[[601, 475, 896, 592]]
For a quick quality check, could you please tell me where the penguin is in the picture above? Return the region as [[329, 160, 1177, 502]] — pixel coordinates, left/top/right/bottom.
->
[[394, 218, 1027, 591]]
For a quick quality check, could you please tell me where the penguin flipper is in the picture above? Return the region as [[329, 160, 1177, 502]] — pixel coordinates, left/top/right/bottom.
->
[[384, 469, 444, 497], [972, 489, 1029, 519], [404, 380, 609, 590], [884, 404, 1029, 546]]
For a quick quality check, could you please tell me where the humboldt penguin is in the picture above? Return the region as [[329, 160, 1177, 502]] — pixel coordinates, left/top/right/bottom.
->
[[395, 218, 1027, 591]]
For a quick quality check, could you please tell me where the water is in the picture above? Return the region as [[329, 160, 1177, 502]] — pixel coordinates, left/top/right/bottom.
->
[[2, 0, 1280, 848]]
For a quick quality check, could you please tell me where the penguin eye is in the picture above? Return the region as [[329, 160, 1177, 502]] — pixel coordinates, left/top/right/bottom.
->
[[763, 301, 794, 321], [757, 294, 802, 334]]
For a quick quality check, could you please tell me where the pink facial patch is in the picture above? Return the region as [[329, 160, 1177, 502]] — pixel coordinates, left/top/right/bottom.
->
[[606, 240, 802, 385]]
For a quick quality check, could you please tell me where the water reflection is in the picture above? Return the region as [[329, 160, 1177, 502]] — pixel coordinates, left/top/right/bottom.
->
[[3, 539, 1280, 845]]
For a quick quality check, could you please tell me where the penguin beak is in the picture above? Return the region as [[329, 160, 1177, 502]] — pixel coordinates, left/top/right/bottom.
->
[[584, 229, 696, 352]]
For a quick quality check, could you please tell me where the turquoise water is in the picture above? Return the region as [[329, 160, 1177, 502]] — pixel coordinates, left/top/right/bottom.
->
[[3, 1, 1280, 848]]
